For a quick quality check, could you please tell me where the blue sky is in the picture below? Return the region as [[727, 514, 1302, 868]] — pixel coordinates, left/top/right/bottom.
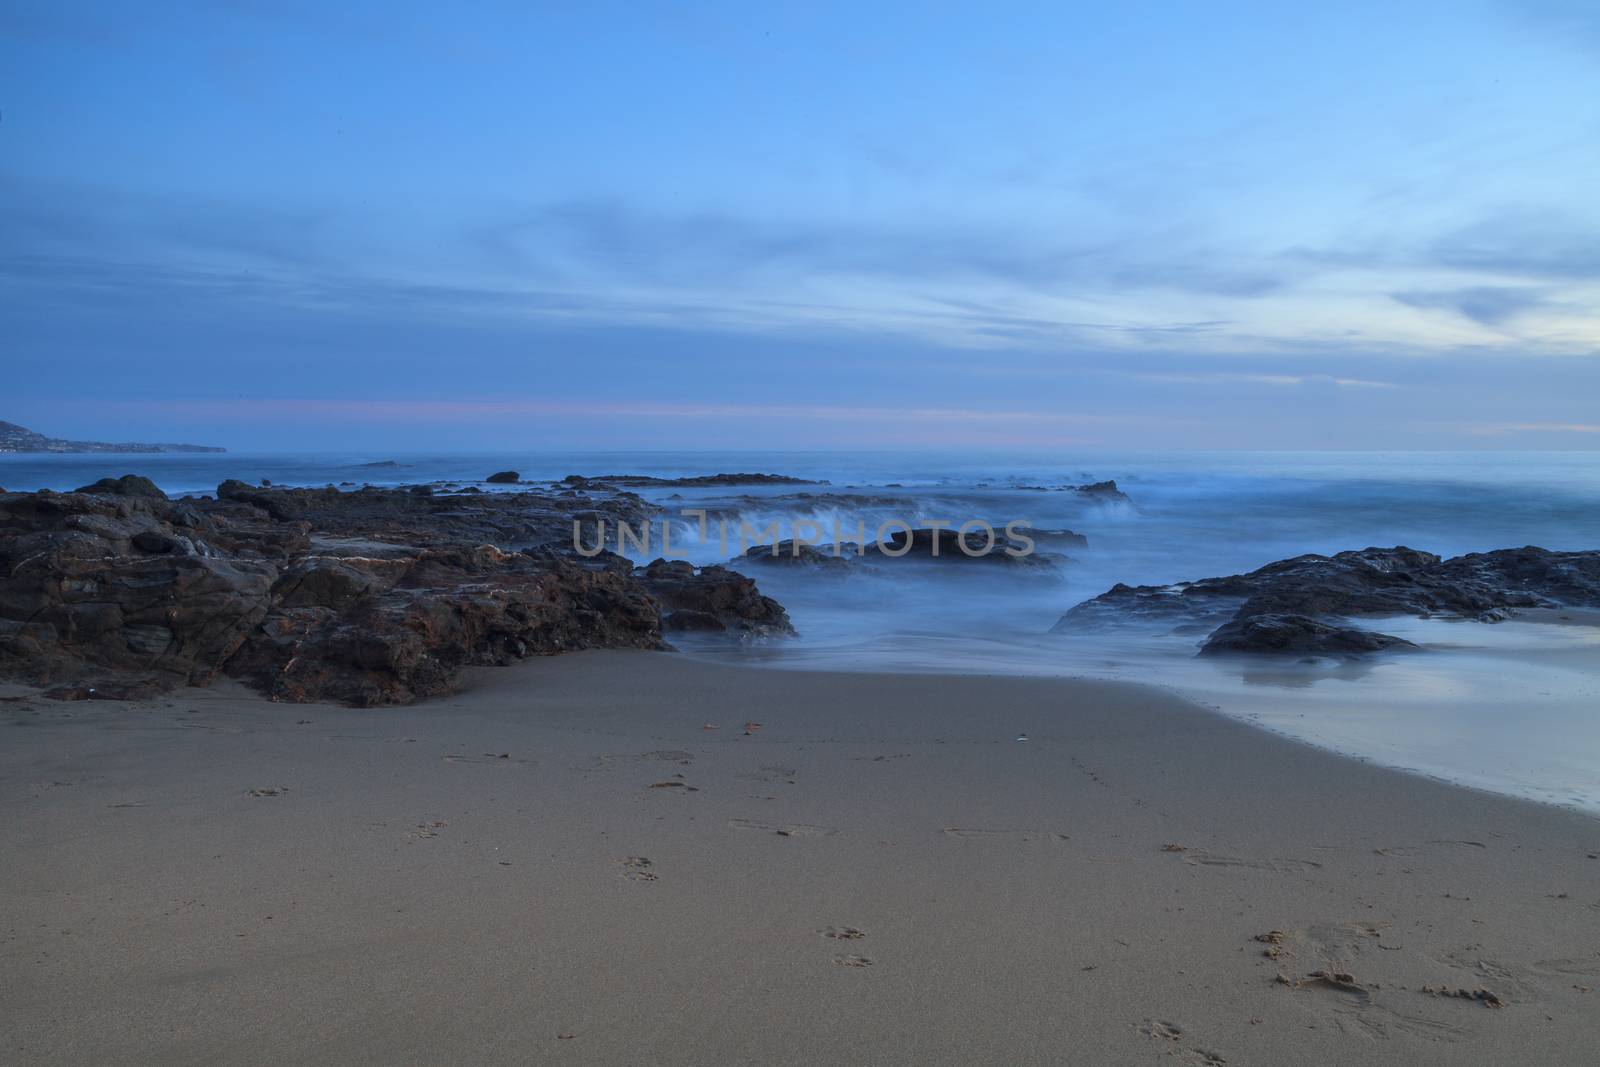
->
[[3, 0, 1598, 449]]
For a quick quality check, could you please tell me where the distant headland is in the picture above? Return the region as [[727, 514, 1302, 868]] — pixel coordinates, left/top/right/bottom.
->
[[0, 420, 225, 454]]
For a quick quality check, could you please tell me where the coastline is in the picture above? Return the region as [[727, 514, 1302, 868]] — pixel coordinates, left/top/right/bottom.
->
[[5, 651, 1597, 1065]]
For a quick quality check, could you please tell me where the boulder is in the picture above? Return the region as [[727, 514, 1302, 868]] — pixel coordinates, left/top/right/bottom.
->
[[74, 474, 167, 499], [0, 480, 792, 704], [863, 527, 1054, 568], [637, 559, 796, 638], [1074, 480, 1130, 502], [1055, 544, 1600, 656], [738, 539, 856, 570], [485, 470, 521, 483], [231, 547, 663, 706], [1199, 614, 1416, 657]]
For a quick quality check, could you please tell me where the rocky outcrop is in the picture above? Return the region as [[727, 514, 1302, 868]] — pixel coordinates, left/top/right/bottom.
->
[[1054, 545, 1600, 656], [561, 473, 822, 489], [636, 559, 796, 638], [485, 470, 520, 484], [0, 490, 283, 692], [738, 539, 857, 571], [229, 546, 662, 706], [863, 526, 1058, 569], [1199, 614, 1417, 657], [1016, 479, 1132, 503], [1030, 527, 1089, 549], [73, 475, 168, 499], [1074, 480, 1130, 502], [0, 480, 791, 705]]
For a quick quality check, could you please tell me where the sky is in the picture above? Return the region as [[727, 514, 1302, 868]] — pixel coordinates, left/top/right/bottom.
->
[[3, 0, 1599, 450]]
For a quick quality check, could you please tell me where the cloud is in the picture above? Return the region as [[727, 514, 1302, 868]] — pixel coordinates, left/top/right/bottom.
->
[[1429, 210, 1600, 281], [472, 199, 1294, 299], [1470, 421, 1600, 436], [1390, 286, 1549, 326], [1133, 371, 1396, 389]]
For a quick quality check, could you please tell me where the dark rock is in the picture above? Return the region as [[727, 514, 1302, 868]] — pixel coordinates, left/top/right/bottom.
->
[[74, 475, 167, 499], [1200, 614, 1417, 657], [485, 471, 521, 484], [738, 540, 856, 571], [662, 609, 727, 632], [637, 558, 796, 638], [0, 480, 793, 705], [1031, 527, 1089, 549], [562, 472, 822, 488], [1075, 480, 1129, 502], [1055, 544, 1600, 656], [130, 530, 185, 554], [863, 526, 1054, 568], [0, 492, 278, 691], [230, 546, 663, 706]]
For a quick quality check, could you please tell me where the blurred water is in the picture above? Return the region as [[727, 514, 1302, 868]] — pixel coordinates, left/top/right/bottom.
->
[[5, 449, 1599, 810]]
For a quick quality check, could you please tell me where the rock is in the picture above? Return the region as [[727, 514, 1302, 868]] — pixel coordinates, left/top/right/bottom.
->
[[0, 480, 792, 705], [1030, 527, 1089, 549], [1074, 480, 1129, 502], [1199, 614, 1417, 657], [562, 472, 822, 488], [485, 471, 520, 484], [1054, 544, 1600, 656], [74, 474, 167, 499], [0, 491, 279, 691], [738, 539, 856, 571], [661, 609, 728, 632], [637, 558, 796, 638], [230, 546, 663, 706], [862, 527, 1055, 568]]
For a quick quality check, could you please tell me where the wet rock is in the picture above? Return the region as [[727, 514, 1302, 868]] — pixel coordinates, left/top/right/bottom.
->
[[863, 526, 1054, 568], [738, 539, 856, 571], [74, 475, 167, 499], [485, 470, 520, 484], [1055, 544, 1600, 656], [637, 558, 796, 638], [231, 546, 663, 706], [562, 472, 821, 488], [1199, 614, 1417, 657], [1074, 480, 1129, 502], [0, 480, 792, 704]]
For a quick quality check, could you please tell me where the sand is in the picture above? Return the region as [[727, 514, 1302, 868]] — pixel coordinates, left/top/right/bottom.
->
[[3, 651, 1598, 1065]]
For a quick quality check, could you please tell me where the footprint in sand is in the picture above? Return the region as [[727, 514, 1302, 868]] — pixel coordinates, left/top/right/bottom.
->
[[943, 827, 1068, 842], [736, 764, 798, 784], [1137, 1019, 1226, 1065], [599, 750, 694, 768], [443, 752, 530, 766], [1260, 926, 1479, 1044], [833, 954, 873, 968], [819, 925, 865, 941], [1182, 851, 1321, 873], [620, 856, 658, 882], [728, 817, 835, 837]]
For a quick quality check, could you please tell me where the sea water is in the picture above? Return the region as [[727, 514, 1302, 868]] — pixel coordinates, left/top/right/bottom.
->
[[5, 450, 1598, 811]]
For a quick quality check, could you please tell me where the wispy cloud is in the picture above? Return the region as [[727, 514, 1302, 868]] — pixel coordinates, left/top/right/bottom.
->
[[1470, 421, 1600, 436], [1390, 286, 1549, 327], [1133, 371, 1397, 389]]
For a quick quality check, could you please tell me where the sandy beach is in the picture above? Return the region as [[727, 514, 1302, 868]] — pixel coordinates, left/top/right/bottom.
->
[[3, 651, 1597, 1065]]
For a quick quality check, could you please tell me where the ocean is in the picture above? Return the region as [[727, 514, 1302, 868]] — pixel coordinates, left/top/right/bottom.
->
[[5, 449, 1599, 811]]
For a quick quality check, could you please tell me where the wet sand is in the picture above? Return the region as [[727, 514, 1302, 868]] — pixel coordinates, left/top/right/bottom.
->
[[3, 651, 1598, 1065]]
